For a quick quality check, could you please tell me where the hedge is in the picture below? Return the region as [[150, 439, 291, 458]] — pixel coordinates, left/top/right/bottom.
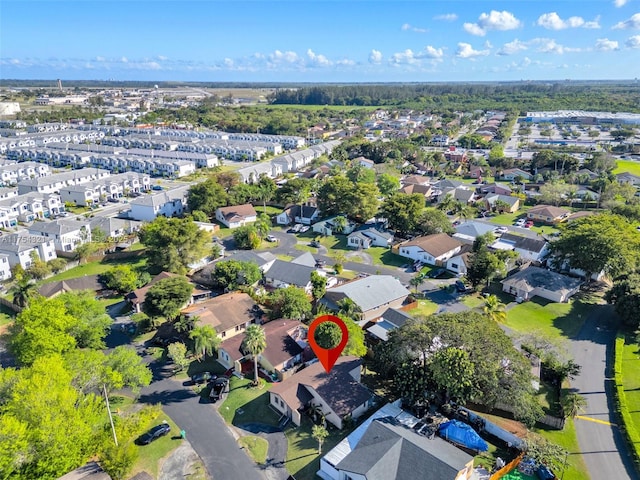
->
[[613, 333, 640, 475]]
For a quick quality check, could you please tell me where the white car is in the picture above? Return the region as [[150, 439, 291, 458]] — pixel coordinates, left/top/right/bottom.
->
[[300, 225, 310, 233], [493, 226, 509, 235], [515, 219, 526, 227], [266, 235, 278, 242]]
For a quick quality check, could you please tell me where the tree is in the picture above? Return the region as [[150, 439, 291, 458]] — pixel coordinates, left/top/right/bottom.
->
[[254, 213, 272, 240], [47, 257, 68, 274], [317, 176, 353, 217], [189, 325, 221, 361], [606, 271, 640, 328], [346, 182, 380, 222], [10, 297, 77, 366], [343, 316, 367, 357], [466, 247, 503, 289], [268, 286, 312, 320], [314, 321, 342, 349], [276, 178, 311, 212], [550, 213, 640, 281], [380, 193, 425, 236], [312, 424, 329, 454], [167, 342, 190, 371], [211, 259, 262, 290], [415, 208, 454, 236], [59, 290, 111, 349], [103, 346, 152, 393], [539, 180, 572, 207], [10, 277, 38, 308], [377, 173, 400, 196], [100, 443, 138, 480], [25, 251, 50, 280], [190, 209, 209, 222], [310, 270, 327, 300], [242, 324, 267, 385], [561, 392, 586, 419], [102, 265, 140, 294], [347, 163, 376, 184], [483, 295, 507, 323], [138, 217, 209, 274], [143, 276, 194, 321], [187, 178, 228, 218], [429, 347, 475, 403], [233, 225, 261, 250], [256, 175, 277, 214], [525, 433, 569, 472], [75, 241, 98, 264]]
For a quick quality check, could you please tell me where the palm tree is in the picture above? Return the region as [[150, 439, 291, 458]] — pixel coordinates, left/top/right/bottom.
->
[[11, 278, 37, 308], [254, 213, 271, 240], [242, 324, 266, 386], [409, 275, 423, 293], [561, 392, 587, 419], [312, 424, 329, 454], [483, 294, 507, 323], [337, 298, 362, 322], [189, 325, 221, 361], [437, 195, 456, 213]]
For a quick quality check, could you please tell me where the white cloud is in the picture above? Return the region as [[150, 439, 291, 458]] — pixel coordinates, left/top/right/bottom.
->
[[423, 46, 444, 60], [584, 16, 601, 29], [306, 49, 331, 67], [401, 23, 427, 33], [497, 39, 528, 56], [336, 59, 356, 66], [532, 38, 581, 54], [464, 10, 521, 36], [120, 57, 128, 63], [613, 13, 640, 29], [268, 50, 299, 64], [223, 58, 234, 67], [390, 49, 419, 65], [626, 35, 640, 48], [434, 13, 458, 21], [456, 42, 490, 58], [537, 12, 586, 30], [156, 55, 168, 61], [95, 56, 106, 62], [368, 49, 383, 64], [595, 38, 619, 51], [614, 0, 629, 6]]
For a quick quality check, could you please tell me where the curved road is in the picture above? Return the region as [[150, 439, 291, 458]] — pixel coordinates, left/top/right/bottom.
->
[[569, 304, 638, 480]]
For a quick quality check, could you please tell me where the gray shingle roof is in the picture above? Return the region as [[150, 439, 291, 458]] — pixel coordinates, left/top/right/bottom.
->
[[265, 260, 314, 287], [323, 275, 410, 313]]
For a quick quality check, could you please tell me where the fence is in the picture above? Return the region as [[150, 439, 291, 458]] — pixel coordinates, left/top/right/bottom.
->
[[0, 297, 21, 313]]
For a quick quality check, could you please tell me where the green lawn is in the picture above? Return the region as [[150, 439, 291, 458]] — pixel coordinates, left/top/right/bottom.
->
[[461, 294, 486, 310], [621, 338, 640, 447], [42, 254, 148, 283], [239, 435, 269, 464], [505, 297, 592, 340], [367, 247, 406, 267], [408, 299, 439, 317], [219, 376, 279, 428], [535, 419, 590, 480], [614, 160, 640, 176], [294, 243, 319, 254], [130, 411, 183, 478]]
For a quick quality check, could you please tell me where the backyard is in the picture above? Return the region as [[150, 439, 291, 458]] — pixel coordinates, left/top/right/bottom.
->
[[614, 159, 640, 176]]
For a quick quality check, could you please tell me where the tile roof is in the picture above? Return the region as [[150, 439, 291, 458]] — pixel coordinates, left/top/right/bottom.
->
[[39, 275, 105, 298], [402, 233, 462, 258], [216, 203, 257, 221], [527, 204, 570, 219], [125, 271, 176, 305], [181, 292, 260, 333]]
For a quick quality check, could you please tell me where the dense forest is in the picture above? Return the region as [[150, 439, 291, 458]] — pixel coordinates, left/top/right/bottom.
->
[[269, 83, 640, 113]]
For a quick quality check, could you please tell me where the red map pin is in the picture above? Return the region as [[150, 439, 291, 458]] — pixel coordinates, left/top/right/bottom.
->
[[308, 314, 349, 373]]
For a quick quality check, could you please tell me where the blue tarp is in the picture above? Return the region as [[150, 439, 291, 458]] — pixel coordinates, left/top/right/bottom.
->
[[438, 420, 489, 452]]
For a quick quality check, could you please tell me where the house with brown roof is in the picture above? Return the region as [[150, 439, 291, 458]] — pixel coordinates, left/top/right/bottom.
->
[[526, 205, 571, 224], [399, 183, 432, 199], [125, 272, 209, 313], [217, 320, 309, 379], [269, 356, 374, 429], [215, 203, 257, 228], [180, 292, 262, 339], [39, 274, 106, 298], [397, 233, 462, 266], [401, 175, 430, 187]]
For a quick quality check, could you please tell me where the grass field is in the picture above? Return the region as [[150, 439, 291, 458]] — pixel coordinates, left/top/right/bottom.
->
[[239, 435, 269, 464], [219, 377, 279, 428], [42, 254, 148, 284], [614, 159, 640, 176], [505, 297, 592, 340], [129, 411, 183, 478], [408, 299, 439, 317], [621, 338, 640, 449], [535, 419, 589, 480]]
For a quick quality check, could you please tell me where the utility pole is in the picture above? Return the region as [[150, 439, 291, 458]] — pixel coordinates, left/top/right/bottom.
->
[[104, 384, 118, 446]]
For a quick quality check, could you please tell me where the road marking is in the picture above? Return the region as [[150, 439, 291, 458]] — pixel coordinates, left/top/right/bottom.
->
[[575, 415, 616, 427]]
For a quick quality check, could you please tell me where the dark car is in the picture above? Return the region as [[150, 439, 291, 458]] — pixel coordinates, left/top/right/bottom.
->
[[429, 268, 446, 278], [209, 377, 229, 402], [191, 371, 215, 385], [315, 259, 326, 268], [454, 280, 467, 293], [137, 423, 171, 445], [152, 185, 163, 191], [310, 240, 320, 248]]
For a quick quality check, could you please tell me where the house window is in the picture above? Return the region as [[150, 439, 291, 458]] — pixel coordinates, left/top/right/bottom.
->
[[221, 331, 226, 338], [235, 325, 241, 332], [451, 263, 458, 269]]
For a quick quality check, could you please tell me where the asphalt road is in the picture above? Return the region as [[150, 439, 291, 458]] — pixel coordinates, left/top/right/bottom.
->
[[569, 304, 638, 480], [138, 360, 266, 480]]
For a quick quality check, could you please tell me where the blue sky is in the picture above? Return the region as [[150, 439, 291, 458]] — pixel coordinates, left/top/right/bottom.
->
[[1, 1, 639, 82]]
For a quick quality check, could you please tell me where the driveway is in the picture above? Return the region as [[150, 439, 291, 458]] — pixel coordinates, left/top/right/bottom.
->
[[138, 360, 265, 480], [569, 304, 638, 480], [424, 290, 470, 314]]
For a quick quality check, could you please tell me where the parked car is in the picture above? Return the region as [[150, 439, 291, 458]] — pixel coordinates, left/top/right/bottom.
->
[[454, 280, 467, 293], [152, 185, 163, 191], [136, 423, 171, 445], [515, 219, 526, 227], [107, 197, 120, 203], [524, 221, 534, 228], [310, 240, 320, 248], [291, 224, 303, 233], [266, 235, 278, 242], [209, 377, 229, 402], [300, 225, 310, 233], [315, 259, 326, 268], [429, 268, 446, 278], [191, 371, 215, 385], [493, 226, 509, 235]]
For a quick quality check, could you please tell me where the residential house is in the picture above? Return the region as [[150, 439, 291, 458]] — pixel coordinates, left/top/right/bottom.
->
[[276, 204, 320, 226], [321, 275, 410, 324], [0, 232, 57, 268], [128, 185, 189, 222], [354, 156, 375, 169], [448, 186, 477, 204], [399, 183, 432, 199], [484, 194, 520, 213], [264, 259, 317, 294], [125, 272, 207, 313], [180, 292, 262, 339], [38, 275, 106, 298], [491, 233, 549, 263], [312, 216, 356, 236], [478, 183, 512, 196], [27, 218, 92, 253], [526, 205, 571, 224], [365, 307, 413, 343], [215, 204, 257, 228], [467, 166, 484, 180], [269, 356, 374, 429], [190, 251, 276, 287], [0, 187, 18, 200], [217, 320, 308, 380], [397, 233, 462, 266], [616, 172, 640, 186], [88, 217, 142, 240], [446, 250, 472, 276], [453, 221, 497, 245], [444, 147, 468, 163], [501, 168, 532, 181], [401, 175, 431, 186], [328, 417, 475, 480], [0, 254, 11, 281], [347, 228, 393, 249], [501, 266, 582, 303]]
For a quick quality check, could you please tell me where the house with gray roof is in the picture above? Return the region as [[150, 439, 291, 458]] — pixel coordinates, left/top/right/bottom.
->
[[264, 260, 316, 293], [332, 417, 474, 480], [321, 275, 410, 324], [88, 217, 142, 240], [397, 233, 462, 266], [453, 221, 497, 245], [501, 266, 582, 303], [347, 228, 394, 250], [0, 231, 57, 268], [27, 218, 92, 253], [491, 232, 548, 263], [484, 193, 520, 213], [128, 185, 189, 222], [366, 308, 413, 342]]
